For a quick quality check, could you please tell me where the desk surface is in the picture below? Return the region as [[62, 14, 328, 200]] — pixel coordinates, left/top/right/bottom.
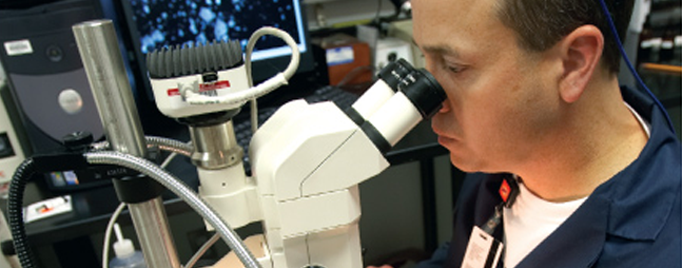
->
[[21, 118, 445, 245]]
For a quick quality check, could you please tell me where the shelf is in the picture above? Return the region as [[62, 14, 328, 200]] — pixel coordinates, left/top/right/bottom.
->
[[640, 63, 682, 77]]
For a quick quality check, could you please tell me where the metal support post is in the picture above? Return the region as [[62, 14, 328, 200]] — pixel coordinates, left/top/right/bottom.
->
[[73, 19, 181, 268]]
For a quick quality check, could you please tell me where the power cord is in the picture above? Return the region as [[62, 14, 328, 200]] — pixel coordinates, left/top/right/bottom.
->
[[101, 203, 127, 268], [180, 27, 301, 135], [597, 0, 676, 133], [184, 233, 221, 268]]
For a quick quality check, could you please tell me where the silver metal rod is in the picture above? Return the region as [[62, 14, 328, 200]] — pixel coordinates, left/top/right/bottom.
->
[[73, 19, 181, 268], [73, 19, 146, 157], [128, 198, 182, 268]]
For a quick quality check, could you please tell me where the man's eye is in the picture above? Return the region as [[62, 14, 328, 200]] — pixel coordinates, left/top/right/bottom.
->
[[446, 65, 464, 74]]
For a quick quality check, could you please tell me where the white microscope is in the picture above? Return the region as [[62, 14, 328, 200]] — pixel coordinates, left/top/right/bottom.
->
[[147, 30, 444, 267], [7, 21, 444, 268]]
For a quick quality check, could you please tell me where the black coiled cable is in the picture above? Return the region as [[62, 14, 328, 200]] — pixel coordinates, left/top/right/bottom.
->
[[7, 158, 39, 268]]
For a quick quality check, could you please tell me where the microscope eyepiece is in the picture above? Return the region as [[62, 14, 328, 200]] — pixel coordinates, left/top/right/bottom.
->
[[348, 58, 420, 125], [399, 69, 446, 119], [376, 58, 416, 91], [359, 66, 445, 154]]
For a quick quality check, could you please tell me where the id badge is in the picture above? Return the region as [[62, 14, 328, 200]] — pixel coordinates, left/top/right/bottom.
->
[[461, 226, 504, 268]]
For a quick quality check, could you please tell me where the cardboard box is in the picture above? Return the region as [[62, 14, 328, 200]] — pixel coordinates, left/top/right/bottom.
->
[[314, 33, 372, 86]]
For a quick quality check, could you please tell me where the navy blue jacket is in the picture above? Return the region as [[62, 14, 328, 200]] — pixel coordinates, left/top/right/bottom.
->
[[418, 86, 682, 268]]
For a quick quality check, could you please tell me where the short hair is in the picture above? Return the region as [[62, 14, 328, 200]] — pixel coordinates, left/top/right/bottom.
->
[[495, 0, 635, 74]]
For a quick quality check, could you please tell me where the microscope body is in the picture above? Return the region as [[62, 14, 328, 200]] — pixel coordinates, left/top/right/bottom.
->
[[249, 99, 392, 268], [197, 98, 397, 267], [146, 38, 442, 267], [192, 68, 443, 268]]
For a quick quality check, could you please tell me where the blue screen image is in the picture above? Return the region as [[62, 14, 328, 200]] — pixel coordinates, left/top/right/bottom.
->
[[129, 0, 307, 61]]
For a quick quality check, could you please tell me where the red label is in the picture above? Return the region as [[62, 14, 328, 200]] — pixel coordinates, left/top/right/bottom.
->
[[200, 80, 231, 91], [499, 179, 511, 203], [167, 88, 180, 96], [166, 80, 231, 96]]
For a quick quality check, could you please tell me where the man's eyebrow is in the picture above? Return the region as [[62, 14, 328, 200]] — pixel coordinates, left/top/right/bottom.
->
[[412, 38, 460, 57]]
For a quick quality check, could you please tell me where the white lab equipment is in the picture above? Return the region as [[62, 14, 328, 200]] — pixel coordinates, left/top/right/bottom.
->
[[248, 69, 443, 268], [144, 26, 443, 267], [6, 20, 444, 268]]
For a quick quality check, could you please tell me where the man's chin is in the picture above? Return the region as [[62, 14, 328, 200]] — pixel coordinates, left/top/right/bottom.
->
[[449, 153, 478, 173], [448, 153, 500, 174]]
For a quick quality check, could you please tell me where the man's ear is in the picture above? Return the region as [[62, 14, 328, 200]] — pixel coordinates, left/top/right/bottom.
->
[[558, 25, 604, 103]]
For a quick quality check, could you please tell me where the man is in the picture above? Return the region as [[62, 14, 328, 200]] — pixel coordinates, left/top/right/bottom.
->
[[373, 0, 680, 267]]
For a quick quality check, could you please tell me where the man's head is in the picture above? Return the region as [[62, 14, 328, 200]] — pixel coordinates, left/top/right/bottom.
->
[[496, 0, 635, 74], [412, 0, 635, 173]]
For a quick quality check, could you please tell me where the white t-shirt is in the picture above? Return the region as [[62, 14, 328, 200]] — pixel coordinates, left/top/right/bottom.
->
[[502, 103, 650, 268]]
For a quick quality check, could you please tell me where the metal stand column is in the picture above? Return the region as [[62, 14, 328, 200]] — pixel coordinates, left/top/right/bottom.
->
[[73, 20, 181, 268]]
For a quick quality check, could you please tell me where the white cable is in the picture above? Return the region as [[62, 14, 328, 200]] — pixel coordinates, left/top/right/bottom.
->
[[183, 72, 289, 105], [247, 32, 259, 135], [245, 27, 299, 132], [250, 99, 259, 135], [101, 143, 186, 268], [244, 27, 300, 86], [184, 232, 221, 268], [183, 27, 300, 111], [160, 152, 179, 168]]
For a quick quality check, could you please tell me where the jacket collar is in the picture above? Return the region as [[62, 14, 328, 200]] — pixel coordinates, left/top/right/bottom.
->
[[516, 86, 681, 267], [605, 86, 680, 240]]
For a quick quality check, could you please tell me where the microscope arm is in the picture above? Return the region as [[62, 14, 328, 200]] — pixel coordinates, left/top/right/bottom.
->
[[190, 59, 442, 268], [247, 70, 442, 267], [249, 99, 385, 268]]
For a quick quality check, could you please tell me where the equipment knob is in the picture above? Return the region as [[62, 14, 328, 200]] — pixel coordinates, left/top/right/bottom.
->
[[62, 131, 94, 151]]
